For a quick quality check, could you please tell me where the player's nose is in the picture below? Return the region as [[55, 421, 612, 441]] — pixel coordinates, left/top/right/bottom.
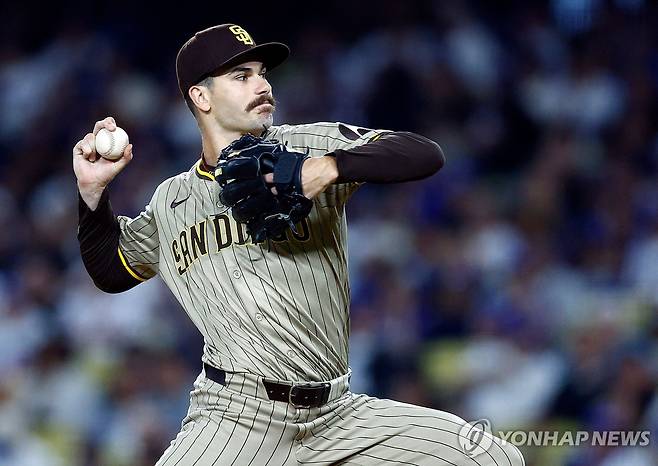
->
[[255, 75, 272, 94]]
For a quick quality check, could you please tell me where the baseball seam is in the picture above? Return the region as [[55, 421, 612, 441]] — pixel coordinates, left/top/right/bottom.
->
[[106, 131, 115, 156], [97, 130, 116, 157]]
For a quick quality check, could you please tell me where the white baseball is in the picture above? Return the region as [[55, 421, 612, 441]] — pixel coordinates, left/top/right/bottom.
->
[[95, 127, 129, 160]]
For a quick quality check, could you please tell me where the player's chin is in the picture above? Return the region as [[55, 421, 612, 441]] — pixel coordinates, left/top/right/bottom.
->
[[251, 112, 274, 128]]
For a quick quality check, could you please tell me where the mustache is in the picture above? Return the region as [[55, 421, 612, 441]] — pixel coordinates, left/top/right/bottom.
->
[[246, 95, 276, 111]]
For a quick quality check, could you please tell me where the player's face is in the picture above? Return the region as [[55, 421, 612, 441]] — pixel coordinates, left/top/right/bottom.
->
[[209, 61, 276, 134]]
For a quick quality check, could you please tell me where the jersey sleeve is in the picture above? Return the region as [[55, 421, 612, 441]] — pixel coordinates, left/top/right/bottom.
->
[[117, 195, 160, 281], [267, 122, 390, 207], [117, 204, 160, 281]]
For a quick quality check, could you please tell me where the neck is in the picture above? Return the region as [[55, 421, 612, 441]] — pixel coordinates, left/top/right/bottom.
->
[[201, 131, 242, 167], [200, 124, 268, 167]]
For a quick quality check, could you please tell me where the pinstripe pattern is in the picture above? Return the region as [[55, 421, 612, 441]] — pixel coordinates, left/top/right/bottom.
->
[[114, 121, 523, 465], [119, 122, 374, 382], [298, 395, 523, 465], [156, 370, 524, 465]]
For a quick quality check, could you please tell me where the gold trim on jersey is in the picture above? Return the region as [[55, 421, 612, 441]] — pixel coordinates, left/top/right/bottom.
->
[[368, 131, 390, 143], [195, 160, 216, 181], [117, 247, 147, 282]]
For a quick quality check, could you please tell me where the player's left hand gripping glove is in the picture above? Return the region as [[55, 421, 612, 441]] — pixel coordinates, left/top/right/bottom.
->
[[214, 134, 313, 243]]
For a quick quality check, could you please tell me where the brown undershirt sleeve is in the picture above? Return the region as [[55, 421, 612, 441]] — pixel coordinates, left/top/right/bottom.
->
[[331, 131, 444, 184], [78, 189, 142, 293]]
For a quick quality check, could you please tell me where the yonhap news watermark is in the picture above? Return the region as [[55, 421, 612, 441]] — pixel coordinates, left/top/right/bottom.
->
[[458, 419, 652, 457]]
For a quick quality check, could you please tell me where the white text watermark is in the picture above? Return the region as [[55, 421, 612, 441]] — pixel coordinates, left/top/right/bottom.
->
[[458, 419, 651, 457]]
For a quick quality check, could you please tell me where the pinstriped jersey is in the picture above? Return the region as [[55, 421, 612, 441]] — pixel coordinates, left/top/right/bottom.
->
[[116, 122, 385, 382]]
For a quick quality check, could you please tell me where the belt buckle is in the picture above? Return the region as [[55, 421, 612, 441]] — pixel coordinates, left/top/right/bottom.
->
[[288, 381, 309, 408], [288, 382, 331, 408]]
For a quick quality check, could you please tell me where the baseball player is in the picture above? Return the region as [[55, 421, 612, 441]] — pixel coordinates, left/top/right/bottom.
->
[[73, 24, 524, 465]]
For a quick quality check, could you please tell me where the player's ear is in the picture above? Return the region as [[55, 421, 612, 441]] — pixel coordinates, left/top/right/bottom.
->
[[189, 84, 211, 113]]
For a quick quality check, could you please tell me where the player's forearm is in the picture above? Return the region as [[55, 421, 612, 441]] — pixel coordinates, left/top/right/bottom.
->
[[331, 132, 444, 183], [78, 190, 141, 293]]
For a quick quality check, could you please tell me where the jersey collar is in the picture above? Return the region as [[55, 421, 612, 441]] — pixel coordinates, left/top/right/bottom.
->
[[195, 157, 216, 181]]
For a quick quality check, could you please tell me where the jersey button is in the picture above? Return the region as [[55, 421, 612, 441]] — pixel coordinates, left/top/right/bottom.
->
[[232, 269, 242, 279], [255, 312, 263, 321], [287, 350, 296, 358]]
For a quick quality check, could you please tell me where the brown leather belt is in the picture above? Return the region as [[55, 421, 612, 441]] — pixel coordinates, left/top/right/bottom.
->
[[203, 363, 331, 408]]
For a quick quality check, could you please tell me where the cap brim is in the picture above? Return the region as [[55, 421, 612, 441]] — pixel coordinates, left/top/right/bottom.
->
[[213, 42, 290, 76]]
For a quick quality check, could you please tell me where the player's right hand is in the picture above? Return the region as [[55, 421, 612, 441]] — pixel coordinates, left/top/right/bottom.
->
[[73, 116, 133, 209]]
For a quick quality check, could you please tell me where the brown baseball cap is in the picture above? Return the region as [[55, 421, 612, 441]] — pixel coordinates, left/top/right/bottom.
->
[[176, 24, 289, 99]]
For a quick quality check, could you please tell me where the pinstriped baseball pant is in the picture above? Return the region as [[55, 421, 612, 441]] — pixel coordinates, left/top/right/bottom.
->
[[155, 369, 525, 466]]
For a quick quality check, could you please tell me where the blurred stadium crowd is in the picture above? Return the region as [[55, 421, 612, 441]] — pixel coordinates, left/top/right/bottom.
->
[[1, 1, 657, 465]]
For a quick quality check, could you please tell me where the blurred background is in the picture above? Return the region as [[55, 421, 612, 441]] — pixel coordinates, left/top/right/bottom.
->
[[1, 0, 657, 465]]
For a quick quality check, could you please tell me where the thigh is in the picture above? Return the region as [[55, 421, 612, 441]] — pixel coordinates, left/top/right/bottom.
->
[[155, 376, 300, 466], [298, 394, 524, 466]]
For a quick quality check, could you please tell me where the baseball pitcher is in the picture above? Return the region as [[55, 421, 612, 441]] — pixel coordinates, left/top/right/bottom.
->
[[73, 24, 524, 465]]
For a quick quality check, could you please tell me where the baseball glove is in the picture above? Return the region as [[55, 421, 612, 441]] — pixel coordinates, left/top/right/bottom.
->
[[214, 134, 313, 243]]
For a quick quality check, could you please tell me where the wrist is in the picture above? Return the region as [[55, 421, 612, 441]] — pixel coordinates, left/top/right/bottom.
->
[[321, 155, 338, 186], [78, 181, 106, 211], [300, 155, 339, 199]]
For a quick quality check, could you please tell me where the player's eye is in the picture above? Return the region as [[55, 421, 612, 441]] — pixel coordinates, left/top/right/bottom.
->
[[235, 74, 247, 81]]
